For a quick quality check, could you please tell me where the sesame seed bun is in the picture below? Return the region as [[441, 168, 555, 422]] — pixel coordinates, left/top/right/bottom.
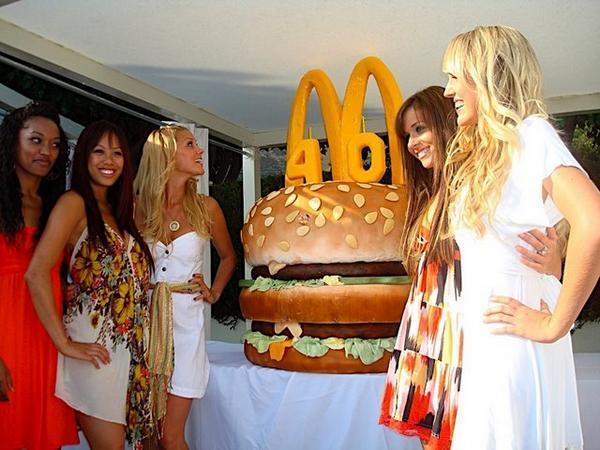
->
[[241, 182, 408, 270]]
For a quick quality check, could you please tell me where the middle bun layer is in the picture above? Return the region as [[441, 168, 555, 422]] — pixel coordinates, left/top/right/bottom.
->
[[240, 283, 410, 324]]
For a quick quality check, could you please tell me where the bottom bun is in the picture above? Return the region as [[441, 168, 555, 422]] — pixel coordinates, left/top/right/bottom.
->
[[244, 341, 392, 374]]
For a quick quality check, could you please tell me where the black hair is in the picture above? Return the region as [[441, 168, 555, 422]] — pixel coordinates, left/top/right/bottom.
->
[[70, 120, 154, 270], [0, 101, 68, 242]]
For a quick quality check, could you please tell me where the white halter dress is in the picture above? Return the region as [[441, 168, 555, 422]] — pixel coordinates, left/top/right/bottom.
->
[[150, 232, 210, 399]]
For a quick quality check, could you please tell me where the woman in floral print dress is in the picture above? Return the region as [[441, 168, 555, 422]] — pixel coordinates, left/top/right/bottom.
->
[[27, 121, 155, 449]]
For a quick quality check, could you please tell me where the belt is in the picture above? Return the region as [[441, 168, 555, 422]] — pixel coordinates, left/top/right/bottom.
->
[[149, 281, 199, 293]]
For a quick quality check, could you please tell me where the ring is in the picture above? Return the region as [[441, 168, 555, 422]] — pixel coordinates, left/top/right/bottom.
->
[[537, 245, 548, 256]]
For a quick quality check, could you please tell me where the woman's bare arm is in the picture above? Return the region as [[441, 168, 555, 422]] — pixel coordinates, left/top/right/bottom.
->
[[25, 192, 110, 368], [203, 196, 237, 303], [486, 167, 600, 342]]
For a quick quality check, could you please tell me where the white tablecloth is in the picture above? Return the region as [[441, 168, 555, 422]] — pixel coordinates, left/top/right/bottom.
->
[[66, 342, 600, 450], [575, 353, 600, 450], [185, 341, 421, 450]]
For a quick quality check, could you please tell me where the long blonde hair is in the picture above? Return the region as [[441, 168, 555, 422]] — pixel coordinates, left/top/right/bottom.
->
[[428, 26, 548, 264], [134, 125, 212, 243]]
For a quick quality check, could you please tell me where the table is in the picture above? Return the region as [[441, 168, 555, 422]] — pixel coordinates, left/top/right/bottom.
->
[[575, 353, 600, 449], [67, 342, 600, 450], [185, 341, 420, 450]]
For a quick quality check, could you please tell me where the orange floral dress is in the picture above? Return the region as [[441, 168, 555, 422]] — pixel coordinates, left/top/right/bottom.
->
[[0, 227, 78, 449], [380, 226, 463, 449], [56, 225, 153, 448]]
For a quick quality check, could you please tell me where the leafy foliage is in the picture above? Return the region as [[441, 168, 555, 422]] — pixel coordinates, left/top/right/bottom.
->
[[573, 123, 600, 162], [566, 117, 600, 328]]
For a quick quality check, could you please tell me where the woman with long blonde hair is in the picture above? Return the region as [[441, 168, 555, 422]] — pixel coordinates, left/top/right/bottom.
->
[[134, 125, 236, 449], [435, 25, 599, 449], [380, 86, 563, 449]]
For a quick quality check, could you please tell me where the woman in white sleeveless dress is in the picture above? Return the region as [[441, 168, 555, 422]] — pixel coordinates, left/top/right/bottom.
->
[[134, 125, 236, 448], [427, 26, 600, 449], [27, 121, 155, 449]]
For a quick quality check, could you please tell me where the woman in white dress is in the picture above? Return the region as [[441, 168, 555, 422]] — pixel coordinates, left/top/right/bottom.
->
[[134, 125, 236, 449], [26, 121, 155, 449], [427, 26, 600, 449]]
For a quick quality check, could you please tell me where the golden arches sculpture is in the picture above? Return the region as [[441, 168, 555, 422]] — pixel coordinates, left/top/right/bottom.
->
[[285, 56, 404, 186]]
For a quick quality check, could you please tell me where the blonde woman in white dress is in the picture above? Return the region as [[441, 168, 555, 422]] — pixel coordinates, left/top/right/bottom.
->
[[134, 125, 236, 449], [425, 26, 600, 449]]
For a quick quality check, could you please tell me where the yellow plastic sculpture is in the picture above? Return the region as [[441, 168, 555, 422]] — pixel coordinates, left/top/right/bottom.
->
[[286, 56, 404, 186]]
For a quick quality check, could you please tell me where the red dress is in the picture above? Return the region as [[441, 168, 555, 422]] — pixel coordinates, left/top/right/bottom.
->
[[0, 227, 78, 449]]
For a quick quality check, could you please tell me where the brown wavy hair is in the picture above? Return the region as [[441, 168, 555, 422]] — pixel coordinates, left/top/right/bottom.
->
[[397, 86, 457, 273]]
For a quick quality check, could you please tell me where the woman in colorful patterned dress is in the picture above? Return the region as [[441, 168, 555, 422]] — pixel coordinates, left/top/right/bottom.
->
[[379, 86, 564, 449], [134, 125, 236, 449], [26, 120, 155, 449], [379, 86, 463, 450], [0, 102, 79, 449], [436, 25, 599, 448]]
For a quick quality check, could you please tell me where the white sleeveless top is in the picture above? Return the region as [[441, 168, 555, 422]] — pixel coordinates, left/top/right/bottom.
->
[[150, 232, 210, 399]]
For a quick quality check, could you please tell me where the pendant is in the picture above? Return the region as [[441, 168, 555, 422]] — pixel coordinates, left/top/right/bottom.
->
[[169, 220, 180, 232]]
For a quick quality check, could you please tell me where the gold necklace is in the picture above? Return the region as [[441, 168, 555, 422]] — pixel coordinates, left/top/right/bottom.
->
[[166, 207, 182, 232]]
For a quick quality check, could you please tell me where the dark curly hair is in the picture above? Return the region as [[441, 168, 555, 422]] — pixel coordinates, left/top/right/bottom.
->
[[0, 102, 68, 242]]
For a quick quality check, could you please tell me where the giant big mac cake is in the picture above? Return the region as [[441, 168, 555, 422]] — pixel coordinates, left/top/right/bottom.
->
[[239, 57, 411, 373]]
